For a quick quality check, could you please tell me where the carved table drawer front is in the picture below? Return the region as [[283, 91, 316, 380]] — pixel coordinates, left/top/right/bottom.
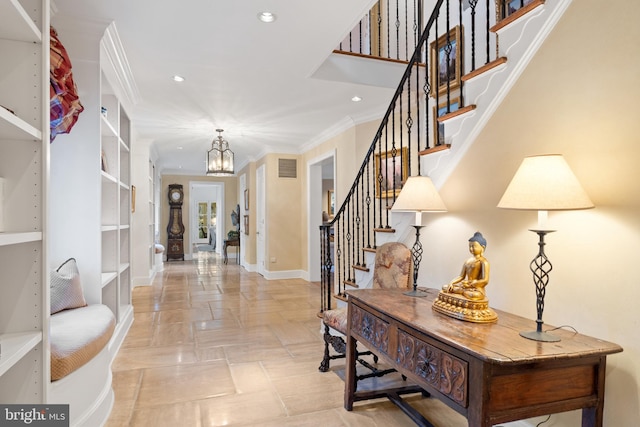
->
[[351, 305, 391, 357], [396, 328, 468, 407]]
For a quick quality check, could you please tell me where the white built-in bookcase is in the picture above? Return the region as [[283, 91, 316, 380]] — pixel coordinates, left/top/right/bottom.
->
[[48, 19, 135, 360], [0, 0, 49, 403], [100, 71, 132, 324]]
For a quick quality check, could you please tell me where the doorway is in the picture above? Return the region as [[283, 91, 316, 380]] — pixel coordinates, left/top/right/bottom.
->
[[193, 201, 217, 247], [307, 150, 335, 282], [189, 182, 225, 258]]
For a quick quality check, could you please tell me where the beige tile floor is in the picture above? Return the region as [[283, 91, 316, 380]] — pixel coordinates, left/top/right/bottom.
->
[[105, 251, 466, 427]]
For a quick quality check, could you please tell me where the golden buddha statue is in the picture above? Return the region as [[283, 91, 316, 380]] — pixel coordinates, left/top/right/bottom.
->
[[443, 231, 490, 300], [433, 232, 497, 323]]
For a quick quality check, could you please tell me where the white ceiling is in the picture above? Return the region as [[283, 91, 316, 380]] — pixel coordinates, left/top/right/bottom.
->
[[52, 0, 395, 175]]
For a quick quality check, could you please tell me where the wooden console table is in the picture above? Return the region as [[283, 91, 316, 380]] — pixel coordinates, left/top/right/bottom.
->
[[344, 288, 622, 427], [223, 238, 240, 264]]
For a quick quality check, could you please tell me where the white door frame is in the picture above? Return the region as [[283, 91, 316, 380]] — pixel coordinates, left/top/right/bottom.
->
[[239, 173, 246, 268], [307, 150, 336, 282], [256, 165, 266, 276]]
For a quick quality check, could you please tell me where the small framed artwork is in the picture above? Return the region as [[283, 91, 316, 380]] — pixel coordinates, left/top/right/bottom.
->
[[433, 98, 460, 146], [374, 147, 409, 199], [430, 26, 463, 97], [244, 189, 249, 211], [243, 215, 249, 235], [100, 150, 108, 173], [327, 190, 335, 216]]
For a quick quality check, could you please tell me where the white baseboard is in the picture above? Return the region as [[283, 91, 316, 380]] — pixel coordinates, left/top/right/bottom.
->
[[262, 269, 305, 280]]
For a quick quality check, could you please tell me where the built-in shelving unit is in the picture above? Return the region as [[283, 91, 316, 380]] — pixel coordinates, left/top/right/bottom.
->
[[0, 0, 49, 403], [100, 72, 132, 325]]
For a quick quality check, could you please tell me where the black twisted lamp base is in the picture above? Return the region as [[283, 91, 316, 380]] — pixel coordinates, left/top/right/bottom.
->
[[405, 225, 426, 297], [519, 230, 561, 342]]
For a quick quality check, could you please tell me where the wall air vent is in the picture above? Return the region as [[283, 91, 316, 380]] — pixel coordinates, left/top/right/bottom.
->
[[278, 158, 297, 178]]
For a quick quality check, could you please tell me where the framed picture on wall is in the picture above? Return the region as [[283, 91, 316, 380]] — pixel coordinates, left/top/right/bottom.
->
[[328, 190, 335, 216], [244, 189, 249, 210], [243, 215, 249, 235], [430, 25, 463, 97], [374, 147, 408, 199]]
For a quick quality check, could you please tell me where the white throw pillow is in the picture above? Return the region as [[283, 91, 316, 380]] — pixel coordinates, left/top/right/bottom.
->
[[50, 258, 87, 314]]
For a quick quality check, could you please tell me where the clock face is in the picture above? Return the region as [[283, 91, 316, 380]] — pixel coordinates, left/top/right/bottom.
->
[[169, 186, 183, 204]]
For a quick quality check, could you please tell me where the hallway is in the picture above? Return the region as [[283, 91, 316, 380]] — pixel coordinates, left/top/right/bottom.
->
[[105, 252, 465, 426]]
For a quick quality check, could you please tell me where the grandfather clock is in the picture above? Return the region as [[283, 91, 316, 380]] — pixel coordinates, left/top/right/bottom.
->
[[166, 184, 185, 261]]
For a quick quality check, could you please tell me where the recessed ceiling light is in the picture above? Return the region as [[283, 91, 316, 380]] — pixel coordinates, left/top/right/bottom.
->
[[172, 75, 185, 82], [351, 95, 362, 102], [177, 146, 183, 150], [258, 12, 276, 23]]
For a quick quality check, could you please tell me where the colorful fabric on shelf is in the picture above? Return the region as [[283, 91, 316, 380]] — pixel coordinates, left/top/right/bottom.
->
[[50, 26, 84, 142]]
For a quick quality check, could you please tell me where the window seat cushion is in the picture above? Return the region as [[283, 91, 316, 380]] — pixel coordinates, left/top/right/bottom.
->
[[50, 304, 115, 381]]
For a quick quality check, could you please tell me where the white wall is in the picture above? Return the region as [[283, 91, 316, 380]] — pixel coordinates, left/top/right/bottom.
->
[[131, 138, 154, 286], [48, 26, 103, 304], [418, 0, 640, 425]]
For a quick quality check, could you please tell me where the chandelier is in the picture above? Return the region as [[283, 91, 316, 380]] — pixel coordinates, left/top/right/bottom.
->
[[206, 129, 234, 176]]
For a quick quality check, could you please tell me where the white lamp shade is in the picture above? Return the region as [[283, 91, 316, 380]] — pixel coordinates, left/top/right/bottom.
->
[[497, 154, 594, 211], [391, 176, 447, 213]]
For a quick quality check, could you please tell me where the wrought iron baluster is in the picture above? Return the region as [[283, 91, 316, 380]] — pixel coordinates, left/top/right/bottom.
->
[[346, 198, 352, 287], [487, 0, 492, 63], [376, 131, 383, 229], [350, 196, 356, 282], [338, 216, 343, 295], [359, 170, 365, 257], [387, 0, 391, 59], [468, 0, 478, 71], [391, 107, 397, 207], [413, 0, 418, 52], [405, 0, 409, 60], [384, 123, 391, 228], [367, 160, 376, 248], [395, 0, 401, 60], [359, 19, 363, 54], [377, 1, 382, 57], [445, 0, 451, 108], [366, 159, 372, 249], [424, 33, 431, 150], [368, 10, 372, 55], [406, 75, 413, 177], [355, 181, 361, 266]]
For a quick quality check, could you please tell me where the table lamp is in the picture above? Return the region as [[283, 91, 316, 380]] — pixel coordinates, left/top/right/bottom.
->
[[391, 176, 447, 297], [497, 154, 594, 342]]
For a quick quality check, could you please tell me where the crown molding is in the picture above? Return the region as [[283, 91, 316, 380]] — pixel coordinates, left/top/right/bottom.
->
[[101, 22, 140, 111]]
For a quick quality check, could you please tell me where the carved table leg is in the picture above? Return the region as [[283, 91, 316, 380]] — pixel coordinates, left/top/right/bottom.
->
[[344, 334, 357, 411]]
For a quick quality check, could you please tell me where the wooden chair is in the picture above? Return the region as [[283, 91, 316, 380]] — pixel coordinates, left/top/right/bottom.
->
[[318, 241, 412, 376]]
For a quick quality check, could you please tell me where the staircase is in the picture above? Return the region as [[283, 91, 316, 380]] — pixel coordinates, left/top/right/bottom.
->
[[319, 0, 573, 315]]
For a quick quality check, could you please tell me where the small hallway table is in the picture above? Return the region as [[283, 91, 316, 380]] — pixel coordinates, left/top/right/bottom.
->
[[344, 288, 622, 427], [223, 238, 240, 264]]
